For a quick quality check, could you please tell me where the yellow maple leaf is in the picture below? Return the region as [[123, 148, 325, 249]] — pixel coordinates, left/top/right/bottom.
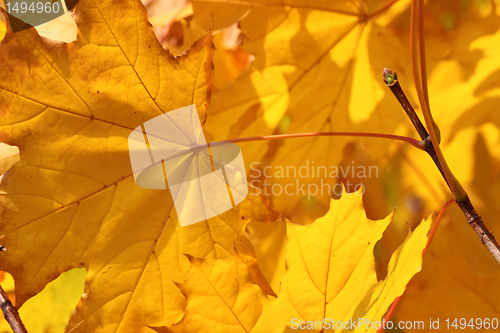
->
[[0, 0, 278, 331], [253, 191, 433, 333], [153, 191, 433, 332]]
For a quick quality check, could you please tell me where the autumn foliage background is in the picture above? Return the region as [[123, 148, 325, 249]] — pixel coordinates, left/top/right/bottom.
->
[[0, 0, 500, 332]]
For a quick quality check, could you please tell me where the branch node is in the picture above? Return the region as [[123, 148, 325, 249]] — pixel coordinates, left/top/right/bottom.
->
[[481, 231, 493, 244], [467, 213, 481, 225]]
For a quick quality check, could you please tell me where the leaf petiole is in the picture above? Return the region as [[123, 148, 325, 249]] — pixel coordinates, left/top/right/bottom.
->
[[212, 131, 425, 150], [377, 198, 455, 333], [410, 0, 466, 201]]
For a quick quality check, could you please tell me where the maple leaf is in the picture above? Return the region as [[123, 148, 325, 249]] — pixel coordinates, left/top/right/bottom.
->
[[153, 190, 433, 333], [0, 0, 279, 331]]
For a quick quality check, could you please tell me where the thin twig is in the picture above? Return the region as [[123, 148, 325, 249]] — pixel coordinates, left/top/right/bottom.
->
[[382, 68, 446, 181], [382, 69, 428, 141], [383, 69, 500, 265], [456, 198, 500, 263], [0, 285, 28, 333]]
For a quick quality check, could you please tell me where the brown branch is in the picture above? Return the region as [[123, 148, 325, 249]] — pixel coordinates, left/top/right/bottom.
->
[[456, 198, 500, 264], [383, 68, 500, 265], [382, 69, 447, 181], [0, 284, 28, 333]]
